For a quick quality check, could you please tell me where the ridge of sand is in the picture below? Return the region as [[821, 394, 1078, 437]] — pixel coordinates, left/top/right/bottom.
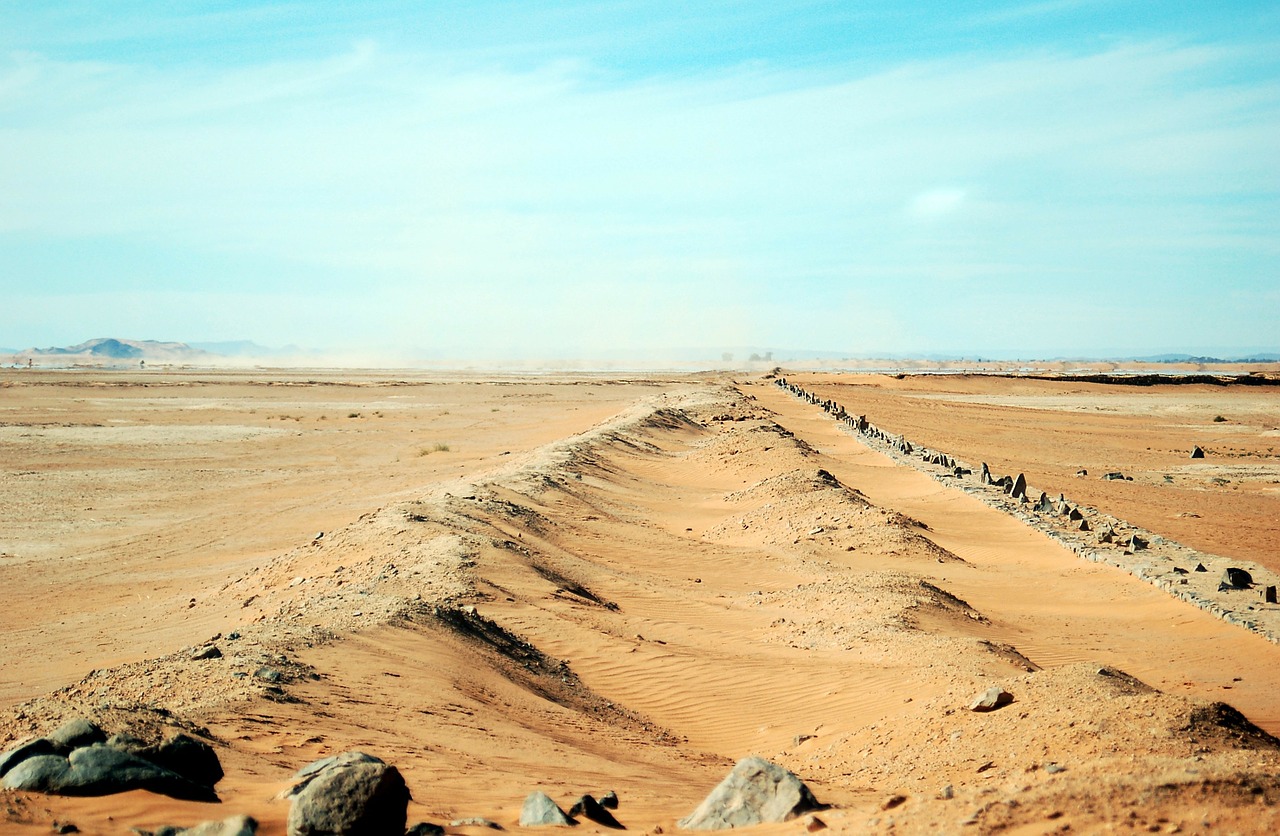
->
[[2, 373, 1279, 834], [770, 375, 1280, 643]]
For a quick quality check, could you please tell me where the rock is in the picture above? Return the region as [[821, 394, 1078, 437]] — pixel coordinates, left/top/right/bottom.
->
[[287, 755, 409, 836], [520, 791, 575, 827], [49, 718, 106, 750], [1078, 519, 1090, 532], [1, 753, 70, 792], [1010, 474, 1026, 500], [1220, 568, 1253, 590], [1191, 446, 1205, 459], [1102, 472, 1126, 481], [407, 825, 446, 836], [192, 645, 223, 660], [939, 785, 954, 800], [599, 790, 620, 810], [1126, 535, 1148, 554], [1266, 586, 1277, 604], [967, 687, 1013, 712], [2, 745, 216, 801], [448, 818, 503, 829], [882, 794, 906, 810], [980, 463, 992, 485], [1034, 492, 1053, 513], [1195, 563, 1208, 572], [678, 756, 822, 829], [802, 815, 826, 832], [139, 815, 258, 836], [139, 734, 224, 788], [569, 794, 622, 828], [0, 736, 58, 778]]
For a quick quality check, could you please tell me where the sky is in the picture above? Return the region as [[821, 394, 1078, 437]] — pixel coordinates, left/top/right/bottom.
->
[[2, 1, 1278, 361]]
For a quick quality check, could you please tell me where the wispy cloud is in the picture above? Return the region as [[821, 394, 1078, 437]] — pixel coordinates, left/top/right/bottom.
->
[[1, 26, 1277, 355]]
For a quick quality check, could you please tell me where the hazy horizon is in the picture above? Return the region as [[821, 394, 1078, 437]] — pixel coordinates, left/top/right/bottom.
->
[[3, 3, 1277, 358]]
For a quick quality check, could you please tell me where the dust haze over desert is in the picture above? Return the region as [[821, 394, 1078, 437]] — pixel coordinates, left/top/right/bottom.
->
[[3, 3, 1280, 836]]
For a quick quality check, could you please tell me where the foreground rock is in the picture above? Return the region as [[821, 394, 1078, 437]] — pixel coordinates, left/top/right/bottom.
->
[[968, 687, 1014, 712], [137, 815, 258, 836], [678, 757, 822, 829], [520, 791, 575, 827], [0, 719, 220, 801], [285, 751, 409, 836]]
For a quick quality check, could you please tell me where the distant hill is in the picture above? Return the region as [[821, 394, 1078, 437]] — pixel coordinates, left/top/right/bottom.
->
[[11, 338, 215, 366]]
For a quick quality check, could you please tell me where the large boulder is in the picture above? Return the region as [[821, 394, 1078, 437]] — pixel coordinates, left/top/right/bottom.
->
[[1, 745, 217, 801], [678, 757, 822, 830], [139, 734, 225, 788], [286, 753, 409, 836], [48, 718, 107, 751], [0, 737, 58, 778]]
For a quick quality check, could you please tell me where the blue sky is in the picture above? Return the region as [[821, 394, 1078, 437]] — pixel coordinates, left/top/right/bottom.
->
[[2, 1, 1278, 360]]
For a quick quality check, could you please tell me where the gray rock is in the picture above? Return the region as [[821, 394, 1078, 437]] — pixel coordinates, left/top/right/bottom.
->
[[569, 795, 622, 828], [287, 757, 409, 836], [1, 753, 71, 792], [136, 734, 223, 789], [1191, 446, 1205, 459], [967, 687, 1013, 712], [520, 791, 575, 827], [1010, 474, 1026, 500], [139, 815, 258, 836], [1220, 567, 1253, 590], [49, 718, 106, 750], [0, 736, 58, 778], [599, 791, 619, 810], [192, 645, 223, 661], [283, 751, 384, 798], [448, 818, 503, 829], [678, 757, 822, 830], [68, 745, 217, 801]]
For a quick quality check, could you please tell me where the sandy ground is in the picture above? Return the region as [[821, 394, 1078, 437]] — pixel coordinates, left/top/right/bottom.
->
[[2, 368, 1279, 835]]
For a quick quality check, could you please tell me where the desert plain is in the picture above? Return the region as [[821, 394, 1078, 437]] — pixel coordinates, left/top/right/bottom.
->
[[2, 366, 1280, 834]]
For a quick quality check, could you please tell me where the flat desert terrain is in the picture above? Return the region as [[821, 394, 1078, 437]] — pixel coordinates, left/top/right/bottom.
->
[[2, 368, 1279, 834]]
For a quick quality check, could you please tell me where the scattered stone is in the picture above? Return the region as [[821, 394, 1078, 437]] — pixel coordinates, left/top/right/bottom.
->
[[1010, 474, 1027, 500], [1078, 519, 1090, 532], [255, 667, 283, 683], [967, 687, 1013, 713], [191, 645, 222, 661], [448, 818, 503, 829], [407, 824, 446, 836], [137, 815, 258, 836], [569, 794, 622, 828], [1219, 568, 1253, 591], [54, 824, 78, 835], [1126, 535, 1148, 554], [600, 790, 620, 809], [938, 785, 954, 800], [1076, 469, 1088, 477], [1034, 492, 1054, 513], [1045, 763, 1066, 774], [980, 463, 992, 485], [1068, 508, 1083, 522], [793, 734, 815, 747], [1102, 472, 1127, 481], [1195, 563, 1208, 573], [286, 753, 409, 836], [1191, 446, 1205, 459], [678, 757, 822, 829], [520, 791, 575, 827]]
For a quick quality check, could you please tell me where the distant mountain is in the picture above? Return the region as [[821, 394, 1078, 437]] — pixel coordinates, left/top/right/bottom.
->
[[16, 338, 215, 365]]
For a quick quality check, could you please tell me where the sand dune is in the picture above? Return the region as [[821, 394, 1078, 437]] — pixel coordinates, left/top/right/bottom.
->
[[2, 370, 1278, 834]]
